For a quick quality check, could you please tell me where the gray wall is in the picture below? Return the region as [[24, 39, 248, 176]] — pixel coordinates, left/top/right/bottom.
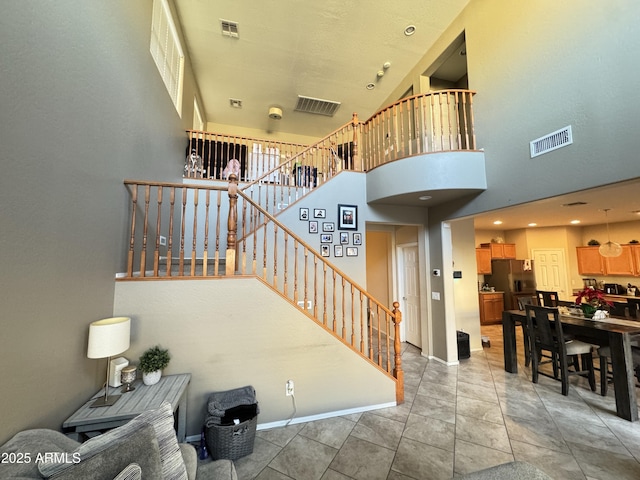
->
[[113, 279, 396, 435], [0, 1, 196, 443]]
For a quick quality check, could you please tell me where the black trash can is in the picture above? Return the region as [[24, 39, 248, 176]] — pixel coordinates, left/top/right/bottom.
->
[[457, 330, 470, 360]]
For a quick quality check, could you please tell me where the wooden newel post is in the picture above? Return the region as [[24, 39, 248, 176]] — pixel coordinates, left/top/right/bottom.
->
[[226, 174, 238, 276], [351, 112, 360, 171], [392, 301, 404, 404]]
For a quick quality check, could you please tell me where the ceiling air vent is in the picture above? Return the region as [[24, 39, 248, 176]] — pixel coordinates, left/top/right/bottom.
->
[[229, 98, 242, 108], [530, 125, 573, 158], [295, 96, 341, 117], [220, 19, 239, 38]]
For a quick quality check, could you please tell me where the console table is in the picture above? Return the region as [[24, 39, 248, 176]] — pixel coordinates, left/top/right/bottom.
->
[[63, 373, 191, 441]]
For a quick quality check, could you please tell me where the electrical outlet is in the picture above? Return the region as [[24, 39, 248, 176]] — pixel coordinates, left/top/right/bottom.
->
[[159, 236, 167, 246], [286, 380, 294, 396]]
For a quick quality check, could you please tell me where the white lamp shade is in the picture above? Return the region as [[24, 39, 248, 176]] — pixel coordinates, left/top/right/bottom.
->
[[87, 317, 131, 359]]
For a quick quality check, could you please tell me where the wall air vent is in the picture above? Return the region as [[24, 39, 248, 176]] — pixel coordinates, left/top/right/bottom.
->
[[530, 125, 573, 158], [220, 19, 239, 38], [294, 95, 341, 116]]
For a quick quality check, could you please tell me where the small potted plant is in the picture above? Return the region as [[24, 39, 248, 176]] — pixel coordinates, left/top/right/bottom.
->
[[138, 345, 171, 385]]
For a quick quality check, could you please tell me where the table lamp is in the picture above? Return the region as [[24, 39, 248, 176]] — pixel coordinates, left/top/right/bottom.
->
[[87, 317, 131, 408]]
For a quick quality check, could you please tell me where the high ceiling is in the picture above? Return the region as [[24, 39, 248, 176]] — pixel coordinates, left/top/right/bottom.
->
[[173, 0, 472, 138], [172, 1, 640, 232]]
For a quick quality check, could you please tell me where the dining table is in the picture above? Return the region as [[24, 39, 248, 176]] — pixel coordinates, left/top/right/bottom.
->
[[502, 309, 640, 421]]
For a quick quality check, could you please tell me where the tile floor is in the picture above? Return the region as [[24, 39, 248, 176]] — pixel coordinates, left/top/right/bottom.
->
[[205, 325, 640, 479]]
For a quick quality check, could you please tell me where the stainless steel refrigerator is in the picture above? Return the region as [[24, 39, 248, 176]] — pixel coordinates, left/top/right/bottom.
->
[[484, 259, 537, 310]]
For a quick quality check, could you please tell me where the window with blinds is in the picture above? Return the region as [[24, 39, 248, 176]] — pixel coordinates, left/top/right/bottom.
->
[[150, 0, 184, 116]]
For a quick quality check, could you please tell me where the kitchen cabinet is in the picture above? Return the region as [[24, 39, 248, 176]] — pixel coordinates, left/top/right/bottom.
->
[[476, 248, 492, 274], [577, 245, 638, 276], [480, 243, 516, 259], [576, 246, 605, 275], [604, 245, 636, 276], [479, 292, 504, 325]]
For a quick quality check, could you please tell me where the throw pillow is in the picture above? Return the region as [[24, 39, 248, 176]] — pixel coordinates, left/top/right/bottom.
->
[[113, 463, 142, 480], [44, 424, 161, 480], [39, 401, 187, 480]]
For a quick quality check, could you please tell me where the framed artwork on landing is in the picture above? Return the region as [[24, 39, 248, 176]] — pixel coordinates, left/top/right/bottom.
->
[[340, 232, 349, 244], [346, 247, 358, 257], [321, 234, 333, 243], [314, 208, 326, 218], [353, 233, 362, 245], [299, 208, 309, 221], [309, 221, 318, 233], [334, 245, 343, 257], [322, 222, 335, 232], [337, 204, 357, 230]]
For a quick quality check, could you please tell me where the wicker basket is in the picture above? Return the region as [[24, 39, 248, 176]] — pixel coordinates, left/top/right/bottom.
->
[[205, 415, 257, 461]]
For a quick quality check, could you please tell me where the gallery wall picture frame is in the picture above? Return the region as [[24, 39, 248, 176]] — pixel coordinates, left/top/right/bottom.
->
[[353, 233, 362, 245], [299, 208, 309, 221], [309, 221, 318, 233], [321, 244, 330, 257], [334, 245, 343, 257], [320, 233, 333, 243], [340, 232, 349, 244], [314, 208, 326, 218], [346, 247, 358, 257], [337, 204, 357, 230], [322, 222, 335, 232]]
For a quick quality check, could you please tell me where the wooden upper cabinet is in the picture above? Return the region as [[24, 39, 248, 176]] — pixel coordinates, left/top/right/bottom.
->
[[633, 245, 640, 276], [480, 243, 516, 259], [605, 245, 636, 276], [576, 246, 605, 275], [476, 248, 492, 274]]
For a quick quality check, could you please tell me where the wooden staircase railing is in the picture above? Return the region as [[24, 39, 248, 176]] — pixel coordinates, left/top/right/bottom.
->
[[121, 177, 404, 402]]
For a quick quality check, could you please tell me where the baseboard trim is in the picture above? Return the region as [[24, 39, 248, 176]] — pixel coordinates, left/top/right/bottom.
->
[[184, 401, 397, 443]]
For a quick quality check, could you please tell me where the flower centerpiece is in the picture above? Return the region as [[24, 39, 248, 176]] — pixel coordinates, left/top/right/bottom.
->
[[575, 286, 612, 318]]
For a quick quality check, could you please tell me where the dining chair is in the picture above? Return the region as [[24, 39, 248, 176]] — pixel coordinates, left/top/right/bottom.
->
[[597, 300, 640, 395], [535, 290, 559, 307], [517, 296, 537, 367], [627, 298, 640, 319], [525, 305, 596, 395]]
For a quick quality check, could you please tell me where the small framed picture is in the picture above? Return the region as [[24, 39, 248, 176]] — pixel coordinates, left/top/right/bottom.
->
[[322, 222, 335, 232], [299, 208, 309, 221], [340, 232, 349, 244], [321, 244, 330, 257], [314, 208, 326, 219], [346, 247, 358, 257], [334, 245, 343, 257], [309, 221, 318, 233], [338, 204, 357, 230], [321, 233, 333, 243], [353, 233, 362, 245]]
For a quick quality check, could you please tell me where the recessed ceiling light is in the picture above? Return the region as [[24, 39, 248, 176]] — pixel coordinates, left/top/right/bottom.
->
[[570, 220, 581, 224], [418, 195, 432, 201], [493, 220, 503, 225], [528, 223, 537, 227], [366, 83, 375, 90], [404, 25, 416, 36]]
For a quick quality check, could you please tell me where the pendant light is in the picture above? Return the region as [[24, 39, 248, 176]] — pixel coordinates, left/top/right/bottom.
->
[[598, 208, 622, 257]]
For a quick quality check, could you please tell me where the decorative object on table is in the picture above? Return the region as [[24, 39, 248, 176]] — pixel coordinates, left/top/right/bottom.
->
[[598, 208, 622, 257], [184, 149, 204, 177], [337, 204, 357, 230], [630, 240, 639, 244], [87, 317, 131, 408], [587, 239, 600, 246], [121, 365, 137, 393], [108, 357, 129, 387], [139, 345, 171, 386], [575, 286, 612, 318]]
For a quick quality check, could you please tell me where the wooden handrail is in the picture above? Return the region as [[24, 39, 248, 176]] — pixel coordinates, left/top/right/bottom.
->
[[121, 179, 403, 400]]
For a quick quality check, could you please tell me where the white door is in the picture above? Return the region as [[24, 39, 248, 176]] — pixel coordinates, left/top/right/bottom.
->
[[400, 245, 422, 347], [531, 248, 570, 300]]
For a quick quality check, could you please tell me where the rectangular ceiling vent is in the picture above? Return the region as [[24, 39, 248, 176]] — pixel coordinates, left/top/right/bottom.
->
[[220, 19, 239, 38], [530, 125, 573, 158], [229, 98, 242, 108], [295, 95, 341, 117]]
